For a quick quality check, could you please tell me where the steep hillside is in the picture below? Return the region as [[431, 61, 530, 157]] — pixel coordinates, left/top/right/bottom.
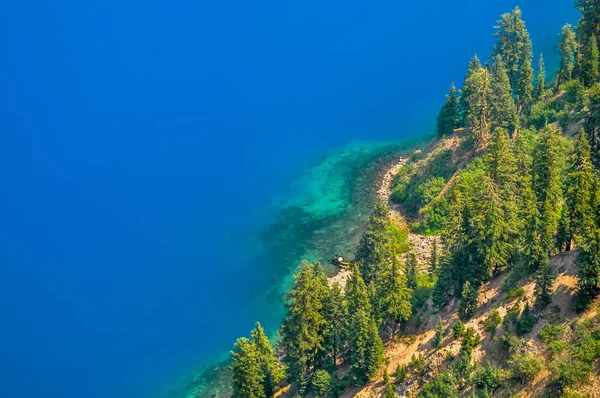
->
[[226, 4, 600, 398]]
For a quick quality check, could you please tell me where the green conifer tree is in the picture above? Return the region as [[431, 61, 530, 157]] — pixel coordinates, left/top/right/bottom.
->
[[430, 237, 439, 275], [458, 327, 479, 372], [346, 265, 371, 316], [493, 7, 533, 99], [460, 55, 483, 125], [575, 176, 600, 309], [346, 265, 384, 384], [405, 251, 419, 290], [555, 204, 572, 252], [576, 0, 600, 43], [458, 281, 479, 320], [534, 258, 554, 308], [383, 253, 412, 326], [567, 130, 595, 247], [383, 368, 391, 385], [464, 66, 491, 143], [584, 85, 600, 168], [489, 57, 518, 133], [534, 53, 546, 101], [434, 317, 445, 348], [518, 56, 534, 109], [522, 184, 545, 271], [431, 261, 452, 309], [581, 34, 599, 87], [452, 320, 465, 339], [347, 310, 384, 384], [384, 382, 398, 398], [280, 261, 328, 385], [323, 282, 348, 367], [557, 24, 577, 87], [513, 132, 535, 246], [231, 337, 265, 398], [576, 240, 600, 310], [251, 322, 284, 397], [437, 82, 460, 137], [532, 124, 567, 259], [356, 199, 393, 283]]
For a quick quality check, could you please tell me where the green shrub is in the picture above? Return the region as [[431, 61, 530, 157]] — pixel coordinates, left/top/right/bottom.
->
[[538, 324, 568, 345], [559, 79, 587, 111], [391, 161, 415, 188], [508, 353, 543, 382], [515, 303, 537, 335], [560, 388, 588, 398], [411, 274, 435, 311], [506, 287, 526, 301], [503, 302, 521, 331], [390, 149, 455, 214], [527, 99, 561, 129], [390, 183, 408, 204], [416, 177, 446, 205], [538, 322, 570, 357], [426, 148, 455, 180], [551, 356, 592, 389], [418, 370, 459, 398], [415, 196, 449, 235], [474, 362, 504, 392], [501, 260, 529, 293], [501, 332, 523, 355], [388, 223, 411, 253], [484, 310, 502, 335], [573, 334, 600, 364]]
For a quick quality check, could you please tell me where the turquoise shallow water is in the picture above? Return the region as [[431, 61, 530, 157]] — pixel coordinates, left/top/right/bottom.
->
[[182, 140, 420, 397]]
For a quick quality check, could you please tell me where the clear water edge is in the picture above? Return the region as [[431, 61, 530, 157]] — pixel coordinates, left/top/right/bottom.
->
[[179, 137, 430, 398]]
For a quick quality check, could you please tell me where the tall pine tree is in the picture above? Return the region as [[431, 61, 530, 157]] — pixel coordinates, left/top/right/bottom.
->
[[534, 54, 546, 101], [231, 337, 264, 398], [532, 124, 566, 261], [575, 0, 600, 49], [405, 251, 419, 290], [493, 7, 533, 103], [382, 252, 413, 326], [437, 82, 460, 137], [584, 85, 600, 168], [280, 261, 328, 386], [458, 281, 479, 320], [322, 282, 348, 368], [566, 129, 596, 247], [251, 323, 284, 397], [464, 66, 491, 143], [535, 257, 555, 307], [581, 34, 599, 87], [557, 24, 577, 87], [356, 199, 393, 283], [518, 56, 534, 110], [460, 55, 483, 125], [489, 57, 518, 134], [346, 266, 384, 384]]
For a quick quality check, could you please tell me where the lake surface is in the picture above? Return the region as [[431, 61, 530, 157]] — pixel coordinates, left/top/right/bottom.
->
[[0, 1, 578, 397]]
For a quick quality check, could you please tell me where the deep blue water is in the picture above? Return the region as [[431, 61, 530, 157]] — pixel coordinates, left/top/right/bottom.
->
[[0, 1, 578, 397]]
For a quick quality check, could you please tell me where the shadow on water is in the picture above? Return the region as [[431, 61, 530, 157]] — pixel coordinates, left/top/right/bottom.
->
[[172, 139, 428, 398]]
